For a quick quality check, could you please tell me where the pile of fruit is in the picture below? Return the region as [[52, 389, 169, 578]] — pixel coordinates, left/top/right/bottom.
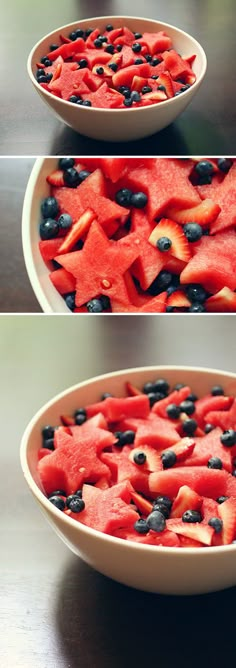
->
[[38, 157, 236, 312], [36, 24, 196, 108], [37, 377, 236, 547]]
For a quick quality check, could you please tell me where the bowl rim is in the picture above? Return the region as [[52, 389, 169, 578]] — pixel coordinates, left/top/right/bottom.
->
[[20, 364, 236, 556], [27, 15, 207, 114]]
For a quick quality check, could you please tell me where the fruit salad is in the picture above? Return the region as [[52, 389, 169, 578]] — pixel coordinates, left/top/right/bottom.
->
[[37, 377, 236, 547], [38, 157, 236, 312], [36, 24, 196, 109]]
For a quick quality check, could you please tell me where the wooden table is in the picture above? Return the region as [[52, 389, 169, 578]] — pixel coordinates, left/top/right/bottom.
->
[[1, 314, 236, 667], [1, 0, 235, 156]]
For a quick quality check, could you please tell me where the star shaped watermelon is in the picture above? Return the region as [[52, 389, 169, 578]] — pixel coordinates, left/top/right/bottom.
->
[[130, 210, 166, 289], [55, 221, 141, 307], [101, 446, 150, 494], [70, 480, 139, 534]]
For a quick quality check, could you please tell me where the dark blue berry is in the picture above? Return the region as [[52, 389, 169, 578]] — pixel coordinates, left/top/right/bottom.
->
[[205, 423, 215, 434], [174, 383, 186, 390], [154, 495, 172, 511], [187, 393, 198, 402], [41, 196, 59, 219], [36, 68, 46, 78], [106, 24, 114, 31], [40, 57, 52, 66], [69, 95, 79, 103], [63, 168, 80, 187], [154, 379, 169, 394], [179, 400, 195, 416], [152, 57, 161, 66], [217, 496, 229, 504], [155, 271, 173, 290], [152, 503, 170, 519], [66, 495, 85, 512], [101, 392, 113, 400], [75, 29, 84, 39], [158, 85, 166, 92], [75, 413, 87, 425], [132, 43, 142, 53], [142, 86, 152, 94], [94, 38, 103, 48], [146, 510, 166, 532], [78, 57, 89, 69], [145, 54, 152, 62], [78, 170, 91, 182], [182, 510, 202, 523], [108, 63, 118, 72], [74, 489, 83, 498], [74, 408, 87, 417], [65, 292, 76, 311], [119, 86, 131, 98], [81, 100, 92, 107], [58, 213, 73, 230], [182, 419, 198, 435], [42, 425, 55, 440], [151, 75, 159, 80], [161, 450, 177, 469], [134, 32, 142, 39], [186, 284, 207, 303], [133, 452, 146, 465], [49, 496, 65, 510], [59, 158, 75, 170], [37, 75, 49, 84], [96, 66, 104, 75], [188, 303, 206, 313], [220, 430, 236, 447], [130, 91, 141, 102], [166, 403, 181, 419], [116, 430, 135, 446], [130, 192, 148, 209], [208, 517, 223, 533], [69, 31, 77, 41], [50, 44, 59, 51], [207, 457, 223, 469], [134, 519, 149, 534], [100, 295, 111, 310], [85, 29, 93, 37], [195, 161, 214, 176], [147, 392, 164, 407], [134, 58, 143, 65], [143, 381, 155, 394], [39, 218, 59, 240], [124, 98, 133, 107], [211, 385, 224, 396], [87, 298, 104, 313], [116, 44, 123, 52], [217, 158, 233, 173], [43, 438, 54, 450], [105, 44, 115, 54], [157, 237, 172, 252], [115, 188, 133, 207], [183, 223, 203, 242]]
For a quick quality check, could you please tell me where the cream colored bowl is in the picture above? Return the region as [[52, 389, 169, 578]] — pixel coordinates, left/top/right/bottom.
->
[[20, 365, 236, 596], [27, 16, 207, 142]]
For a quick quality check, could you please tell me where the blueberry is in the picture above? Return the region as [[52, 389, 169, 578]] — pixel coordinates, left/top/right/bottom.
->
[[116, 430, 135, 446], [217, 158, 233, 173], [43, 438, 54, 451], [42, 425, 55, 440], [179, 84, 191, 92], [220, 430, 236, 447], [166, 306, 174, 313], [69, 31, 77, 41], [134, 58, 143, 65], [182, 419, 198, 435], [75, 413, 87, 425], [109, 62, 118, 72], [119, 86, 131, 98], [115, 188, 133, 207], [65, 292, 76, 311], [94, 38, 103, 48], [50, 44, 59, 51], [183, 223, 203, 242], [186, 284, 207, 303], [151, 75, 159, 80], [63, 168, 81, 187], [37, 75, 49, 84], [146, 510, 166, 532], [132, 43, 142, 53], [84, 29, 93, 37], [147, 392, 164, 407], [69, 95, 79, 103], [98, 35, 107, 43], [182, 510, 202, 523], [208, 517, 223, 533], [134, 32, 142, 39], [142, 381, 155, 394], [40, 57, 52, 66], [207, 457, 223, 469], [155, 271, 173, 290], [154, 495, 172, 511], [174, 383, 186, 391], [41, 196, 59, 219], [161, 450, 177, 469], [58, 213, 73, 230], [145, 54, 152, 62], [87, 298, 105, 313], [154, 379, 169, 394], [157, 237, 172, 252], [188, 303, 206, 313], [78, 170, 91, 182], [66, 495, 85, 512], [36, 68, 46, 78], [105, 44, 115, 54], [197, 175, 212, 185], [96, 66, 104, 75], [130, 91, 141, 102], [49, 490, 66, 497], [204, 423, 215, 434], [49, 496, 66, 510], [130, 192, 148, 209], [152, 57, 161, 66], [116, 44, 123, 52], [105, 24, 114, 31], [75, 29, 84, 39], [134, 519, 149, 534], [232, 471, 236, 477], [179, 400, 195, 416], [78, 58, 88, 68], [74, 489, 83, 498], [133, 452, 146, 465], [74, 408, 87, 417], [142, 86, 152, 94], [58, 157, 74, 170], [158, 85, 166, 92], [39, 218, 59, 240], [101, 392, 113, 400], [152, 503, 170, 519], [124, 98, 133, 107], [217, 496, 229, 504], [166, 403, 181, 419], [211, 385, 224, 396], [195, 161, 214, 177], [186, 393, 198, 402]]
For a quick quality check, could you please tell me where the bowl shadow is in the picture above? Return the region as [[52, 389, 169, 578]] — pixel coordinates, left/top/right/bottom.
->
[[54, 555, 236, 668]]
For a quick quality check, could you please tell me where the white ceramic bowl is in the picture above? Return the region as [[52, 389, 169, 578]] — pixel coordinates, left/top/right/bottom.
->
[[27, 16, 207, 142], [20, 365, 236, 596]]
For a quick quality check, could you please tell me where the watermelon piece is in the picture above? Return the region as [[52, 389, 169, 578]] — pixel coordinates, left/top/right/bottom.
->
[[85, 394, 150, 422], [113, 526, 181, 546], [85, 82, 124, 108], [134, 415, 180, 450], [149, 467, 232, 499], [170, 485, 203, 518], [129, 445, 163, 472], [74, 481, 139, 534], [167, 519, 214, 545], [194, 394, 233, 427], [39, 238, 64, 262], [151, 386, 191, 418], [208, 163, 236, 234], [49, 268, 76, 294], [162, 50, 196, 82], [201, 497, 220, 523], [130, 209, 166, 290], [49, 63, 86, 99], [46, 38, 85, 61], [101, 447, 150, 495], [137, 31, 172, 55], [183, 428, 232, 473], [218, 498, 236, 544], [206, 287, 236, 313], [180, 231, 236, 293], [205, 398, 236, 430]]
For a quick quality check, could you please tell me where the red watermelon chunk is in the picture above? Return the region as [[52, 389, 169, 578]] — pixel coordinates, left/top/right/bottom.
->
[[208, 163, 236, 234], [113, 526, 180, 546], [201, 497, 220, 523], [39, 238, 64, 263], [204, 398, 236, 430], [137, 31, 172, 55], [49, 63, 85, 99], [72, 481, 139, 534], [206, 288, 236, 313], [46, 38, 85, 61], [49, 267, 76, 294], [180, 232, 236, 293], [162, 50, 195, 82], [183, 428, 232, 472], [151, 386, 191, 418], [101, 447, 150, 495], [134, 415, 180, 450], [194, 394, 233, 427], [149, 467, 231, 499], [218, 498, 236, 544]]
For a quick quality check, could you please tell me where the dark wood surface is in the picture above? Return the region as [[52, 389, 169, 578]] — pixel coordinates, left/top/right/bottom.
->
[[1, 0, 236, 156], [1, 314, 236, 667]]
